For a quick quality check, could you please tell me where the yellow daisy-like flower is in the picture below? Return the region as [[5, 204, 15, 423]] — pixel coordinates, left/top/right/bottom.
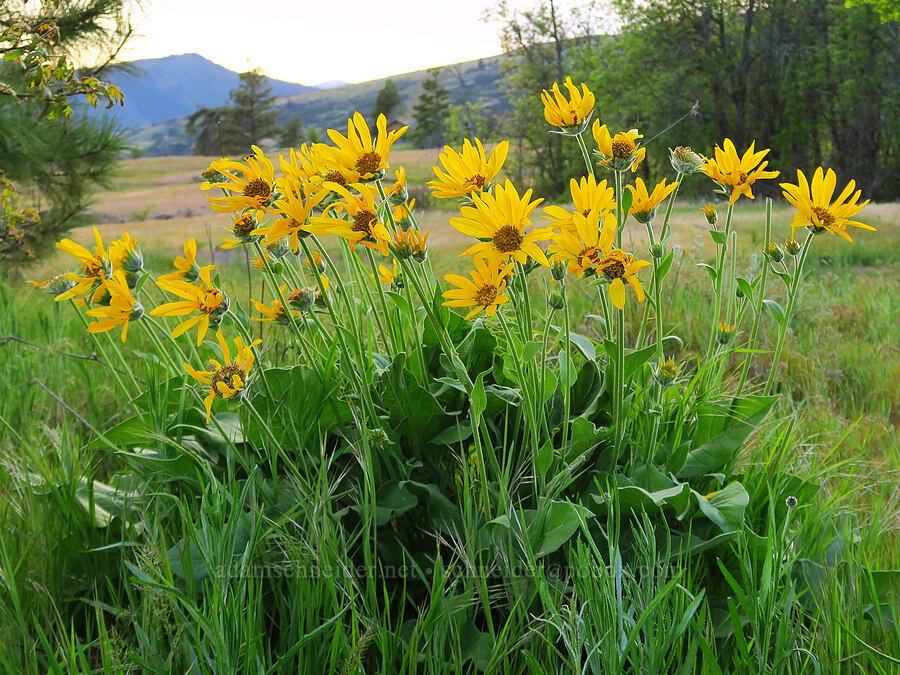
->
[[541, 76, 595, 129], [54, 226, 112, 302], [278, 145, 320, 187], [779, 167, 874, 243], [202, 146, 276, 214], [158, 238, 204, 283], [391, 224, 430, 261], [547, 210, 617, 278], [307, 182, 392, 256], [320, 112, 407, 180], [27, 274, 76, 298], [701, 203, 717, 225], [450, 179, 550, 266], [256, 180, 328, 252], [597, 249, 651, 309], [627, 177, 679, 224], [386, 166, 407, 199], [443, 256, 514, 320], [428, 138, 510, 199], [151, 266, 229, 346], [251, 285, 303, 326], [378, 259, 403, 287], [85, 270, 143, 343], [109, 232, 143, 274], [592, 122, 646, 172], [184, 330, 261, 423], [221, 211, 267, 250], [543, 174, 616, 231], [701, 139, 779, 204]]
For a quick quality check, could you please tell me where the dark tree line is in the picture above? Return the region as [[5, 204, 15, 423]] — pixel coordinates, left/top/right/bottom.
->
[[494, 0, 899, 200]]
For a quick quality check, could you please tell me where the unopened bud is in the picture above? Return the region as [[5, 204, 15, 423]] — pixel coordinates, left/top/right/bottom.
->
[[716, 322, 735, 345], [288, 288, 315, 312], [701, 203, 717, 226], [784, 238, 801, 256], [650, 243, 664, 258], [766, 241, 783, 263], [550, 259, 568, 281], [548, 292, 565, 311], [656, 357, 679, 386], [670, 146, 705, 174]]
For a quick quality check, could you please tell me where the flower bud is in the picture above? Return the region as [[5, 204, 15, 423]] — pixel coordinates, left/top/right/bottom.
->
[[701, 203, 717, 226], [669, 146, 705, 174], [268, 239, 292, 259], [786, 495, 798, 509], [550, 259, 568, 281], [784, 238, 801, 256], [548, 292, 565, 311], [766, 241, 784, 263], [650, 243, 664, 259], [656, 357, 679, 386], [716, 322, 735, 345], [288, 288, 315, 312]]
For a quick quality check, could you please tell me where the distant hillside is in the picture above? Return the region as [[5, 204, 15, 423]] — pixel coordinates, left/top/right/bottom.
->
[[106, 53, 317, 129], [125, 54, 509, 157]]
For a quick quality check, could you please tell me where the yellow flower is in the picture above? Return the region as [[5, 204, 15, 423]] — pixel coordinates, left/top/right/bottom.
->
[[391, 225, 429, 261], [158, 238, 203, 283], [378, 259, 403, 287], [543, 174, 616, 231], [256, 180, 328, 252], [716, 322, 736, 344], [541, 76, 595, 129], [779, 167, 874, 243], [386, 166, 407, 200], [202, 146, 276, 213], [547, 210, 617, 278], [251, 285, 303, 326], [221, 211, 266, 250], [597, 249, 651, 309], [428, 139, 509, 199], [701, 139, 779, 204], [392, 197, 415, 226], [303, 251, 326, 273], [319, 112, 407, 180], [443, 256, 514, 320], [184, 330, 261, 423], [307, 182, 392, 256], [627, 177, 679, 223], [592, 122, 646, 172], [27, 274, 76, 298], [701, 203, 717, 225], [85, 270, 143, 342], [109, 232, 143, 273], [450, 179, 550, 266], [151, 266, 229, 345], [54, 226, 112, 302], [278, 144, 320, 187]]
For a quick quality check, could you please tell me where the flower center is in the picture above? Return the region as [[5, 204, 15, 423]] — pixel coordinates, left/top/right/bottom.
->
[[811, 206, 835, 229], [323, 170, 347, 187], [210, 364, 246, 398], [474, 284, 498, 306], [199, 289, 224, 313], [355, 151, 382, 175], [601, 257, 626, 279], [352, 210, 377, 236], [492, 225, 523, 253], [578, 246, 600, 268], [81, 257, 104, 277], [242, 179, 271, 201], [465, 174, 487, 189], [611, 139, 635, 158]]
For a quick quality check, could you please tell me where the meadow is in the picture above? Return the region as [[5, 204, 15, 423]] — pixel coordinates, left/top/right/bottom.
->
[[1, 135, 899, 672]]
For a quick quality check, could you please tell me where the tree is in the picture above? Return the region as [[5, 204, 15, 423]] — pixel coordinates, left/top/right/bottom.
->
[[372, 79, 402, 123], [411, 69, 450, 148], [1, 0, 131, 263], [186, 68, 282, 156]]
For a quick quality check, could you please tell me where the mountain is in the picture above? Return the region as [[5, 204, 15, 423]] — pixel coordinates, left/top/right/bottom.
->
[[123, 54, 509, 157], [104, 53, 317, 129]]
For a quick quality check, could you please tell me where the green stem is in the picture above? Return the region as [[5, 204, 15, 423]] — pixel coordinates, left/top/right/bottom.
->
[[765, 232, 814, 395], [736, 198, 773, 396], [72, 304, 134, 398], [706, 202, 735, 359], [575, 132, 596, 178], [498, 311, 540, 464]]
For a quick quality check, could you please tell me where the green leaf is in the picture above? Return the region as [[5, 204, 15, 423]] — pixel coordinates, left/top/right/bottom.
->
[[402, 481, 463, 534], [569, 332, 596, 361], [533, 500, 591, 557], [697, 262, 718, 282], [695, 482, 749, 533], [521, 340, 542, 362], [762, 299, 786, 324], [736, 277, 754, 299], [606, 342, 657, 381], [535, 440, 553, 482], [558, 350, 577, 388], [677, 396, 777, 478], [657, 250, 675, 279], [430, 423, 472, 446], [708, 229, 727, 245], [470, 371, 487, 418], [621, 188, 634, 215]]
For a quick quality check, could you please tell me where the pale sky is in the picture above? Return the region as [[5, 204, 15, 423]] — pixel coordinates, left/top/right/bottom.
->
[[119, 0, 523, 85]]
